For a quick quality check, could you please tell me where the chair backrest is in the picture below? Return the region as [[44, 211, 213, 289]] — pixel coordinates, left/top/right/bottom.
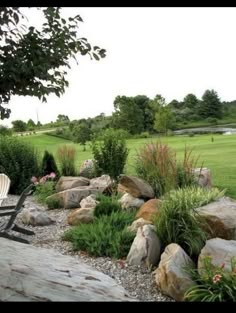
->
[[0, 174, 11, 206]]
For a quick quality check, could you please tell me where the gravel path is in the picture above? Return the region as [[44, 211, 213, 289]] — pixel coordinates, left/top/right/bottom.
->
[[2, 194, 174, 302]]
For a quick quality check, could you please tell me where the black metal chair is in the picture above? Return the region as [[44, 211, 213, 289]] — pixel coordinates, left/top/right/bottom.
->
[[0, 184, 36, 244]]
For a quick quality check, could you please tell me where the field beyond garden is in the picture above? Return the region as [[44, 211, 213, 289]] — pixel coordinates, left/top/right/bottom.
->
[[20, 133, 236, 199]]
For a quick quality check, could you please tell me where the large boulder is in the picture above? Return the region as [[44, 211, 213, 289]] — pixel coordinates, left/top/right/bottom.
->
[[118, 175, 155, 199], [198, 238, 236, 272], [56, 176, 90, 192], [90, 175, 113, 192], [155, 244, 195, 302], [67, 208, 94, 226], [80, 194, 98, 209], [46, 186, 102, 209], [196, 197, 236, 240], [127, 218, 152, 234], [135, 199, 160, 223], [18, 207, 54, 226], [193, 167, 212, 188], [127, 225, 161, 268], [0, 238, 136, 301], [119, 193, 144, 210]]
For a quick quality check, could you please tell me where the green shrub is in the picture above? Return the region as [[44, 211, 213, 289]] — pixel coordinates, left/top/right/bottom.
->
[[135, 142, 201, 197], [91, 128, 129, 180], [0, 125, 12, 136], [45, 196, 61, 209], [0, 136, 40, 194], [63, 210, 135, 258], [184, 256, 236, 302], [41, 150, 60, 177], [34, 181, 56, 204], [56, 145, 76, 176], [94, 194, 122, 217], [155, 186, 224, 257], [135, 141, 177, 197]]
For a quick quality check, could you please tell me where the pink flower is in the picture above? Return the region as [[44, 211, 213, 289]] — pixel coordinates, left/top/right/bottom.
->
[[49, 172, 56, 179], [31, 176, 38, 183], [213, 274, 222, 284]]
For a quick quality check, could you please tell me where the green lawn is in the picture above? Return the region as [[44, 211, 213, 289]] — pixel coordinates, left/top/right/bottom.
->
[[21, 133, 236, 198]]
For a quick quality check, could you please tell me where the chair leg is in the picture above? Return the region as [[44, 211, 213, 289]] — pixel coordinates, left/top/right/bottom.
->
[[12, 224, 35, 235], [0, 231, 30, 244]]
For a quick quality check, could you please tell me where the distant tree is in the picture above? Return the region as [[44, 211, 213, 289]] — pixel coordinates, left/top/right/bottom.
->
[[73, 123, 91, 151], [56, 114, 70, 124], [183, 94, 199, 109], [0, 7, 106, 120], [0, 125, 12, 136], [168, 99, 183, 110], [12, 119, 27, 132], [27, 118, 36, 129], [154, 106, 175, 135], [199, 89, 223, 119]]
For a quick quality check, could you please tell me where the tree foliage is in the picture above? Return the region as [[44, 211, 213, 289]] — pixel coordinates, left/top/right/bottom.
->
[[0, 7, 106, 119], [199, 89, 223, 119]]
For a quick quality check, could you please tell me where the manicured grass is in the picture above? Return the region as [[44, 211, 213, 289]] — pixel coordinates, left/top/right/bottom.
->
[[20, 133, 236, 198]]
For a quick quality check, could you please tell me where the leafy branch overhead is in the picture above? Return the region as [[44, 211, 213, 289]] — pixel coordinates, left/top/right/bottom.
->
[[0, 7, 106, 119]]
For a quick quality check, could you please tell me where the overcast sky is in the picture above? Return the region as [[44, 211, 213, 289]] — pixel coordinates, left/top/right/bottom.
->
[[2, 7, 236, 127]]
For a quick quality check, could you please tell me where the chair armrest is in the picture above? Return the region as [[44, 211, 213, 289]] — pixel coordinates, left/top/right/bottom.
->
[[0, 210, 14, 217], [0, 205, 15, 210]]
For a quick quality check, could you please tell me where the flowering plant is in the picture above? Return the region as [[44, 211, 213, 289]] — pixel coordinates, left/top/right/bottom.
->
[[184, 256, 236, 302], [31, 172, 56, 185]]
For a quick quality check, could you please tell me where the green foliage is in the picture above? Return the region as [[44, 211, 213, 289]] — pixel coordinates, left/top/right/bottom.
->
[[34, 181, 56, 204], [45, 196, 61, 209], [135, 142, 177, 197], [41, 150, 60, 177], [0, 7, 106, 119], [94, 194, 122, 217], [0, 136, 40, 194], [135, 142, 200, 197], [0, 125, 12, 136], [73, 123, 91, 150], [199, 89, 223, 119], [12, 120, 27, 132], [63, 210, 135, 258], [184, 256, 236, 302], [56, 145, 77, 176], [154, 106, 176, 135], [155, 187, 224, 257], [92, 128, 129, 180]]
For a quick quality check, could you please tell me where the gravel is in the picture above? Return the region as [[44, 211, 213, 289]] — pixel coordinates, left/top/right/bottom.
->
[[2, 194, 174, 302]]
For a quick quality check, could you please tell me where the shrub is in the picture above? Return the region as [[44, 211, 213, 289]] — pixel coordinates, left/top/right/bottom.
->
[[0, 136, 40, 194], [155, 186, 224, 257], [94, 194, 122, 217], [0, 125, 12, 136], [41, 150, 60, 177], [33, 180, 56, 204], [63, 210, 135, 258], [91, 128, 129, 180], [184, 256, 236, 302], [45, 196, 61, 209], [56, 145, 76, 176], [135, 141, 177, 197]]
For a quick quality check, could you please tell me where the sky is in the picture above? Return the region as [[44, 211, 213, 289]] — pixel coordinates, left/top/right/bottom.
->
[[2, 7, 236, 127]]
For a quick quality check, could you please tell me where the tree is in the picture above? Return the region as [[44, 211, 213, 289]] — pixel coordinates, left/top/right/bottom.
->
[[27, 118, 36, 130], [56, 114, 70, 123], [154, 107, 175, 135], [73, 123, 91, 151], [0, 7, 106, 120], [183, 94, 199, 109], [199, 89, 223, 119], [12, 119, 27, 132]]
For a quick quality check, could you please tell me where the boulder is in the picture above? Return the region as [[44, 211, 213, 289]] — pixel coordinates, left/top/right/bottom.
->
[[18, 207, 54, 226], [198, 238, 236, 272], [90, 175, 113, 192], [196, 197, 236, 240], [119, 193, 144, 210], [127, 218, 152, 234], [118, 175, 155, 199], [155, 243, 195, 302], [56, 176, 90, 192], [67, 208, 94, 226], [127, 225, 161, 268], [135, 199, 160, 222], [80, 194, 98, 209], [193, 167, 211, 188], [46, 186, 102, 209], [0, 238, 136, 301]]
